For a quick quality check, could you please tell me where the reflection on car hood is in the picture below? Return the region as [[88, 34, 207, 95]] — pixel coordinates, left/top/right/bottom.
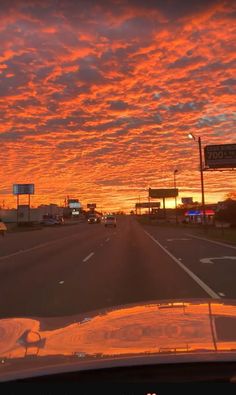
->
[[1, 299, 236, 380]]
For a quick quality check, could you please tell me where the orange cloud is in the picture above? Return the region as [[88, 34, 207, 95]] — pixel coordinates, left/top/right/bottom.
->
[[0, 0, 235, 211]]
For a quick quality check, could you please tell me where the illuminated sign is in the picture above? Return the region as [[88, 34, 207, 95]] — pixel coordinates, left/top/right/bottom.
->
[[13, 184, 35, 195], [185, 210, 215, 216], [72, 210, 80, 215], [69, 202, 81, 209], [68, 199, 81, 209]]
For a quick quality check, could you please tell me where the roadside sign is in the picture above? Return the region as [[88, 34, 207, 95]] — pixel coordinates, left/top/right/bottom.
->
[[136, 202, 160, 209], [13, 184, 35, 195], [87, 203, 96, 209], [204, 144, 236, 169], [149, 188, 178, 198], [181, 197, 193, 205], [68, 199, 81, 209], [69, 202, 81, 208]]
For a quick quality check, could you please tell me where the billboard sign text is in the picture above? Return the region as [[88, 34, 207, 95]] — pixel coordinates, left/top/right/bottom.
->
[[204, 144, 236, 169]]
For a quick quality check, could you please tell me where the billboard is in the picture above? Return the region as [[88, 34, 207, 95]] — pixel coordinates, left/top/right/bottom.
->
[[68, 199, 78, 203], [204, 144, 236, 169], [13, 184, 35, 195], [87, 203, 96, 209], [68, 199, 81, 209], [149, 188, 178, 198], [69, 202, 81, 209], [136, 202, 160, 209], [181, 197, 193, 205]]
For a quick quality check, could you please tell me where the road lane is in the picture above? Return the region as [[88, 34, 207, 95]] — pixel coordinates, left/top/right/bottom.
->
[[144, 229, 219, 299], [0, 216, 209, 318], [0, 222, 114, 316], [0, 222, 87, 258], [142, 223, 236, 299]]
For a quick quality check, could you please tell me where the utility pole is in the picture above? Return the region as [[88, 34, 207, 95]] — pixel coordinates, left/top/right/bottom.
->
[[174, 169, 178, 224], [188, 133, 206, 227], [198, 137, 206, 226]]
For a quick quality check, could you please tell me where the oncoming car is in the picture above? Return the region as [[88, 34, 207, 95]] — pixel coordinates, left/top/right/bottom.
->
[[104, 215, 117, 227], [87, 215, 100, 224]]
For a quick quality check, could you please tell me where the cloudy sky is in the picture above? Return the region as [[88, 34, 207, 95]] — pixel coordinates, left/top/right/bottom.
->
[[0, 0, 235, 211]]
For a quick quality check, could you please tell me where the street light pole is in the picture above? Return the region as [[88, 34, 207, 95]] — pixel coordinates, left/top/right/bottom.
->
[[198, 136, 206, 226], [188, 133, 206, 226], [174, 169, 178, 224]]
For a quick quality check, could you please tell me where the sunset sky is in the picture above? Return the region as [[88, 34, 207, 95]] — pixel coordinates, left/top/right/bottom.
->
[[0, 0, 235, 211]]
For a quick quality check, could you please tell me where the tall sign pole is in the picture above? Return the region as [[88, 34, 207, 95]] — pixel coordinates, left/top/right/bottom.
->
[[16, 195, 19, 225], [198, 137, 206, 226], [28, 194, 31, 222], [174, 169, 178, 224], [13, 184, 34, 225]]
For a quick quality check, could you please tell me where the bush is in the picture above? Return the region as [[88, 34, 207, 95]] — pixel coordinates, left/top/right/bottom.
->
[[215, 199, 236, 226]]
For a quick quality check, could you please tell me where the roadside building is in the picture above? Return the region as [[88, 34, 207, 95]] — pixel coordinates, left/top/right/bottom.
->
[[0, 204, 64, 223], [184, 208, 215, 224]]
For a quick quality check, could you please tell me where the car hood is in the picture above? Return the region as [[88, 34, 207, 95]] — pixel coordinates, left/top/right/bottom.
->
[[1, 299, 236, 381]]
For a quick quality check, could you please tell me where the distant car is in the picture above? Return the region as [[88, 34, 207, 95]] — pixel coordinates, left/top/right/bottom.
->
[[41, 216, 64, 226], [88, 216, 99, 224], [42, 218, 58, 226], [104, 215, 116, 227]]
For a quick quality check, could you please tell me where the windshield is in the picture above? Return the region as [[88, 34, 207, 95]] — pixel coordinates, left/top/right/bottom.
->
[[0, 0, 236, 383]]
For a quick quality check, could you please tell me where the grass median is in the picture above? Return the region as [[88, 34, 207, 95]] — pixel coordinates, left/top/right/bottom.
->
[[193, 226, 236, 245]]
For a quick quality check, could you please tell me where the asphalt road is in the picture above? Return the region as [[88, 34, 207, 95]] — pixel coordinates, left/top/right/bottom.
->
[[0, 216, 235, 318]]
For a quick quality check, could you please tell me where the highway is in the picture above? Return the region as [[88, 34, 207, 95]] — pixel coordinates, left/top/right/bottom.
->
[[0, 216, 235, 318]]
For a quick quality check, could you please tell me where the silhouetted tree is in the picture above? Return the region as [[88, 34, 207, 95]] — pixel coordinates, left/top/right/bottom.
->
[[215, 199, 236, 226]]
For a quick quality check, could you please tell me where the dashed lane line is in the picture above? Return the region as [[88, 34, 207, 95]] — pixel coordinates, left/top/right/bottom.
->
[[82, 252, 94, 263], [0, 233, 82, 261]]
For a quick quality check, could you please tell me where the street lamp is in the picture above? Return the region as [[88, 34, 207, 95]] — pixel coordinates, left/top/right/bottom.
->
[[188, 133, 206, 226], [173, 169, 178, 224]]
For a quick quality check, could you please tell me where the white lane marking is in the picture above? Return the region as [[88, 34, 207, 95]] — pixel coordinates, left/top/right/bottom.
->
[[200, 256, 236, 264], [105, 237, 110, 242], [166, 238, 191, 242], [218, 292, 226, 297], [187, 233, 236, 250], [59, 281, 64, 285], [83, 252, 94, 262], [0, 233, 82, 261], [144, 230, 220, 299]]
